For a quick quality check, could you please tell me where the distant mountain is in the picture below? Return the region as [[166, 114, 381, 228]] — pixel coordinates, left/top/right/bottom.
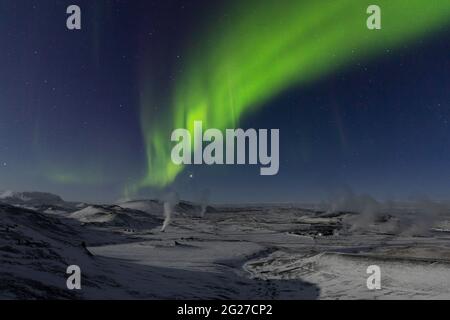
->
[[0, 191, 86, 213], [0, 191, 64, 205]]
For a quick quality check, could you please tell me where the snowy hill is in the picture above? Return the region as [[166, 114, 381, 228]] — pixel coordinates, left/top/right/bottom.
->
[[69, 205, 161, 229], [119, 199, 216, 217], [0, 203, 126, 298], [117, 199, 163, 215]]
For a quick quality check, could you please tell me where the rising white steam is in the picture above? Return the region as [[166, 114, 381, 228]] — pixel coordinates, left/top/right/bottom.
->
[[325, 188, 449, 236], [161, 191, 179, 232], [199, 189, 211, 218]]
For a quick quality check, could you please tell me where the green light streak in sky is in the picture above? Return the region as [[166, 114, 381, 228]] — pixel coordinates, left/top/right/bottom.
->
[[45, 165, 107, 186], [137, 0, 450, 190]]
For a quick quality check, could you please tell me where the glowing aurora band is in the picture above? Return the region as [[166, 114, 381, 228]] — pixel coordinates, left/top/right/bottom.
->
[[136, 0, 450, 190]]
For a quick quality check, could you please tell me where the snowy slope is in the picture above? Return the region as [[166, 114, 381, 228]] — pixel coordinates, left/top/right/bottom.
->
[[2, 193, 450, 299]]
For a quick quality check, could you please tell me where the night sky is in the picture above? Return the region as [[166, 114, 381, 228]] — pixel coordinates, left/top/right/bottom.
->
[[0, 0, 449, 203]]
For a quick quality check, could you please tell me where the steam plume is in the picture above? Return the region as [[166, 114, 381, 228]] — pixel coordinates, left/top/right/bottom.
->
[[199, 189, 211, 218], [161, 191, 179, 232]]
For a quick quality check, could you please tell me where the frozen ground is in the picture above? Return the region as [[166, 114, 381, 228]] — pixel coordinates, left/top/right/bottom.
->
[[1, 191, 450, 299]]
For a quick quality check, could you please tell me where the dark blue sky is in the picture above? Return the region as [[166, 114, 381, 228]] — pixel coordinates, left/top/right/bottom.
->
[[0, 0, 449, 203]]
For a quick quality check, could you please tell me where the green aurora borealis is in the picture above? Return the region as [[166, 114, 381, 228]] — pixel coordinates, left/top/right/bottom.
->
[[135, 0, 450, 192]]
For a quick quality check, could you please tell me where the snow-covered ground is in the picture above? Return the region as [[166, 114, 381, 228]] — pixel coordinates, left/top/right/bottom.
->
[[1, 192, 450, 299]]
